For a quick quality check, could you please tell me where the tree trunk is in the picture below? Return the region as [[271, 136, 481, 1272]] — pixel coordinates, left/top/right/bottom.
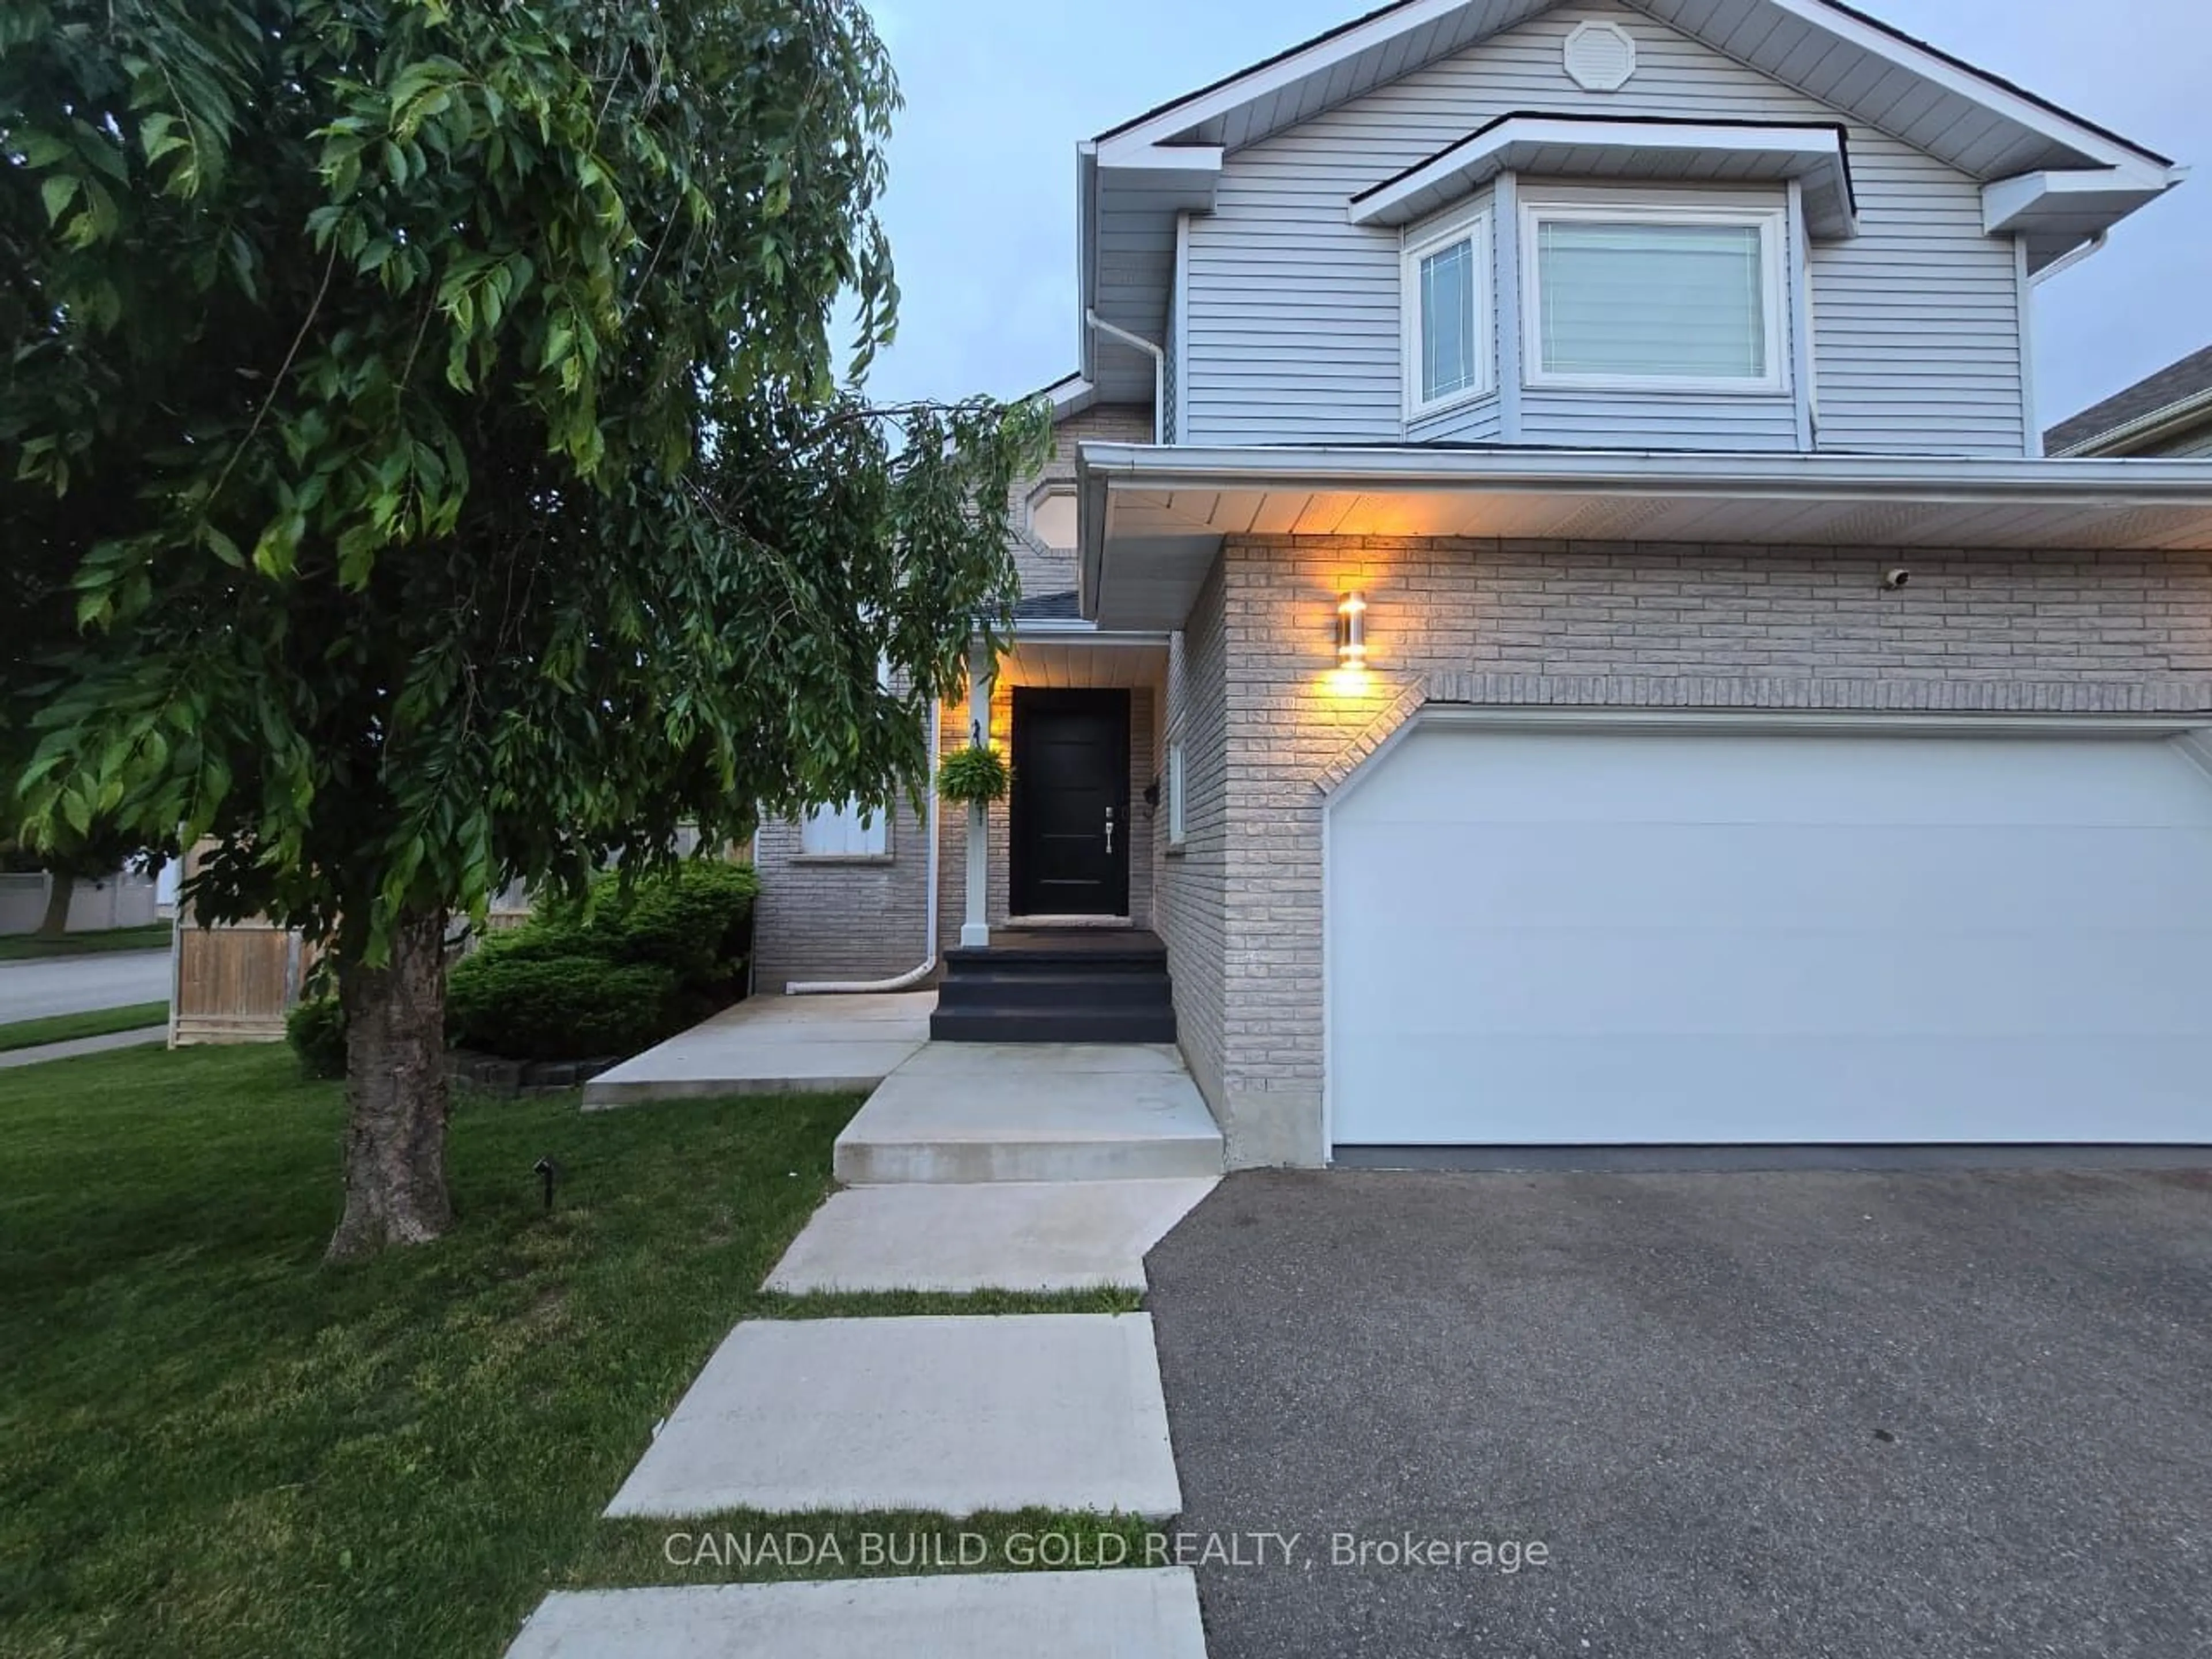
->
[[35, 871, 75, 940], [327, 910, 455, 1262]]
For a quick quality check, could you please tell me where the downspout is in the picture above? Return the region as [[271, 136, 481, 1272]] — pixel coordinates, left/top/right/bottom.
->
[[1086, 310, 1165, 444], [2029, 231, 2107, 286], [786, 699, 941, 994]]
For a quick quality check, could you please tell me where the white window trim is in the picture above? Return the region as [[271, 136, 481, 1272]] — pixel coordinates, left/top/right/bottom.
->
[[1520, 197, 1790, 397], [1400, 202, 1494, 421], [1025, 482, 1081, 555], [796, 798, 892, 862]]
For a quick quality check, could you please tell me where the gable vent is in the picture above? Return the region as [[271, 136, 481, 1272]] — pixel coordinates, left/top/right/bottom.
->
[[1563, 21, 1637, 93]]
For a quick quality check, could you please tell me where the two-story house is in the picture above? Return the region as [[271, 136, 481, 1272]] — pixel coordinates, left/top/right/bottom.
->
[[753, 0, 2212, 1171]]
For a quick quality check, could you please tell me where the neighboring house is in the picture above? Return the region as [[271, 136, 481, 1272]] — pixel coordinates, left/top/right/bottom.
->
[[753, 0, 2212, 1170], [2047, 344, 2212, 457]]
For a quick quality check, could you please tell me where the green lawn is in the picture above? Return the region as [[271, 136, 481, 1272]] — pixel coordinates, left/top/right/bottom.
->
[[0, 1002, 169, 1053], [0, 1046, 866, 1659], [0, 923, 172, 961]]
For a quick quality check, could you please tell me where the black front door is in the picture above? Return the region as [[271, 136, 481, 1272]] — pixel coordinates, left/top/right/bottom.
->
[[1010, 688, 1130, 917]]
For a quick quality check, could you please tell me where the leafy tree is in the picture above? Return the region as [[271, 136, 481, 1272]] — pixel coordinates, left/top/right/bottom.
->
[[3, 0, 1047, 1257]]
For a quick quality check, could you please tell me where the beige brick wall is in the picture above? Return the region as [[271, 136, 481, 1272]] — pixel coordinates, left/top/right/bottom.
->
[[1202, 535, 2212, 1166], [1156, 562, 1231, 1113], [1007, 404, 1154, 601], [752, 791, 932, 992]]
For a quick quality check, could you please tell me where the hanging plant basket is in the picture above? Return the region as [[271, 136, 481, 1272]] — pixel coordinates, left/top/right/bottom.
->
[[936, 743, 1010, 806]]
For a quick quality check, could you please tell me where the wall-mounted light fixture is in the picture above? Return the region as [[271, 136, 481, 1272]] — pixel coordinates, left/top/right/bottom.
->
[[1336, 591, 1368, 669]]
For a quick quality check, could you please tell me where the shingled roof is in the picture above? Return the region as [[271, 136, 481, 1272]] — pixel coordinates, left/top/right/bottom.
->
[[2046, 344, 2212, 456]]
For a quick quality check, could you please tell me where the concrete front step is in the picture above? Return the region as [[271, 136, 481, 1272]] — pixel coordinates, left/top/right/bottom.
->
[[766, 1179, 1219, 1293], [834, 1044, 1223, 1184], [604, 1316, 1182, 1519], [506, 1570, 1209, 1659], [934, 972, 1173, 1011], [926, 1005, 1179, 1045]]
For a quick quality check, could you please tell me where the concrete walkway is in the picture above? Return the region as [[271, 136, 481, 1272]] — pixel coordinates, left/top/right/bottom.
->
[[509, 1570, 1208, 1659], [582, 991, 932, 1106], [0, 1026, 166, 1070], [768, 1178, 1216, 1293], [513, 1010, 1219, 1657], [606, 1315, 1182, 1518]]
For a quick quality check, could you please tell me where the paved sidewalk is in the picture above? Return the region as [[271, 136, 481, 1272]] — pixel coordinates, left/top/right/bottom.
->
[[0, 1027, 166, 1070]]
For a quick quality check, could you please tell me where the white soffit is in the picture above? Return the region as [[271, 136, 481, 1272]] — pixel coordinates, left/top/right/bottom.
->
[[1984, 171, 2176, 271], [1350, 116, 1858, 237], [1076, 444, 2212, 629]]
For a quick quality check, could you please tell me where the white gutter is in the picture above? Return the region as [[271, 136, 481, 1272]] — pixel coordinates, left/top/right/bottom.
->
[[1077, 440, 2212, 500], [1086, 310, 1165, 444], [786, 699, 941, 995]]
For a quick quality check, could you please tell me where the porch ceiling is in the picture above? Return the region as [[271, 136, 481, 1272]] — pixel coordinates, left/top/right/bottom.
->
[[1000, 638, 1169, 692]]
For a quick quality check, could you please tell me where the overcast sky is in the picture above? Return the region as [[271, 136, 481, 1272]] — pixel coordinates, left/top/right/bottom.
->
[[859, 0, 2210, 434]]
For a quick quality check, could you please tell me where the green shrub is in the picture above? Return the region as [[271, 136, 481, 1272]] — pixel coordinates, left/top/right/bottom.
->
[[531, 862, 759, 993], [445, 951, 678, 1062], [285, 996, 347, 1080]]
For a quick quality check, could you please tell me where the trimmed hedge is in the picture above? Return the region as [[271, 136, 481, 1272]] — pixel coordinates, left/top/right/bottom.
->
[[444, 953, 677, 1063], [285, 863, 759, 1071], [519, 862, 758, 994], [449, 861, 758, 1062]]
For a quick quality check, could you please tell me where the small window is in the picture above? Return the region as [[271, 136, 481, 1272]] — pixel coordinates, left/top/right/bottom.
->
[[1402, 207, 1492, 419], [800, 799, 888, 858], [1165, 743, 1187, 848], [1523, 202, 1785, 393], [1028, 487, 1080, 552]]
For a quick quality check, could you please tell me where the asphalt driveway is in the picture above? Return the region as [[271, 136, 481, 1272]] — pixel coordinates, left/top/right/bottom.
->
[[1146, 1168, 2212, 1658]]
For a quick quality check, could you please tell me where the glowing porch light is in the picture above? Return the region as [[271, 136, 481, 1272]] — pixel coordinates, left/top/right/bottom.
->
[[1336, 591, 1369, 669]]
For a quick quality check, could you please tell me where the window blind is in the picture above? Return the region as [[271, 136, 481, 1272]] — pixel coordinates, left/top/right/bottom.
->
[[1418, 236, 1480, 403], [1536, 219, 1766, 381]]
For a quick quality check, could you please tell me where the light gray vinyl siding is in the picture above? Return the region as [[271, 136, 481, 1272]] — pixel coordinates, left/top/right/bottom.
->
[[1410, 395, 1503, 443], [1182, 0, 2030, 457], [1519, 389, 1798, 448]]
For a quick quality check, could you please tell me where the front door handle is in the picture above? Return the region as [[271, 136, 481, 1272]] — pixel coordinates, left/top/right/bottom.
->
[[1105, 806, 1115, 855]]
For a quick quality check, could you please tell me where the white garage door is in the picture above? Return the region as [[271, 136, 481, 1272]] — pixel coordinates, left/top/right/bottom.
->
[[1327, 724, 2212, 1147]]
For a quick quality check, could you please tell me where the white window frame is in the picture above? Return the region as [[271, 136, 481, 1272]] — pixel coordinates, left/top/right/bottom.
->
[[1165, 742, 1187, 849], [1400, 202, 1494, 421], [1026, 483, 1080, 555], [1519, 196, 1789, 396], [798, 798, 891, 860]]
